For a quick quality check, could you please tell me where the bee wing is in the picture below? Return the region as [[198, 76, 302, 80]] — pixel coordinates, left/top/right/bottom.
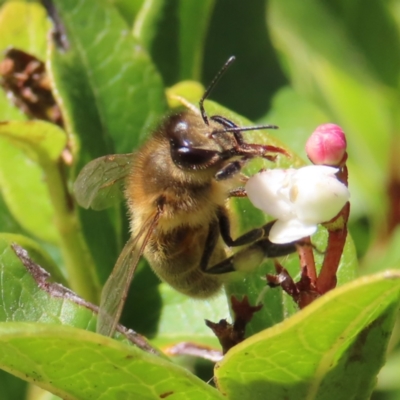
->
[[74, 153, 134, 210], [96, 209, 162, 337]]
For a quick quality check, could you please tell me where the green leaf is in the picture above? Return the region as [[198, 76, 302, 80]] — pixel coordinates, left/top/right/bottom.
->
[[321, 1, 400, 88], [361, 226, 400, 275], [0, 120, 99, 304], [113, 0, 145, 27], [201, 0, 288, 121], [0, 1, 50, 59], [0, 119, 101, 302], [0, 233, 65, 285], [166, 80, 205, 108], [0, 236, 96, 329], [132, 0, 165, 50], [0, 2, 59, 244], [150, 283, 229, 349], [0, 85, 25, 122], [215, 271, 400, 400], [0, 136, 59, 243], [178, 0, 215, 81], [120, 256, 228, 350], [267, 0, 392, 226], [49, 0, 167, 157], [0, 120, 66, 162], [0, 369, 27, 400], [0, 191, 26, 235], [0, 234, 219, 396], [0, 235, 223, 397], [48, 0, 167, 280], [148, 0, 215, 84], [0, 323, 224, 400], [260, 86, 331, 160], [0, 1, 49, 122], [376, 348, 400, 392]]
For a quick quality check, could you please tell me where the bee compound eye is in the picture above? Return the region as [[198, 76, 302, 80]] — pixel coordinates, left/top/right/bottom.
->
[[171, 145, 219, 170]]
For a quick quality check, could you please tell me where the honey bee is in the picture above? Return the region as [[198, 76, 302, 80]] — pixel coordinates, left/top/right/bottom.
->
[[74, 56, 297, 337]]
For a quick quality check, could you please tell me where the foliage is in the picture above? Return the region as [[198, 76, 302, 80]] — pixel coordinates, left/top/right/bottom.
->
[[0, 0, 399, 399]]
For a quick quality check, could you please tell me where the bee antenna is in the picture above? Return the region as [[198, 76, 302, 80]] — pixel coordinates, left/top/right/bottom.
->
[[213, 124, 279, 135], [199, 56, 236, 127]]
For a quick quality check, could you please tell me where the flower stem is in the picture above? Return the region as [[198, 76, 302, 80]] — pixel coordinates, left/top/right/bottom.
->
[[297, 237, 317, 285], [316, 202, 349, 294]]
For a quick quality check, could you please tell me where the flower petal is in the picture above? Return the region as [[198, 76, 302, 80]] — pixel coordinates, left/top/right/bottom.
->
[[269, 219, 318, 244], [245, 169, 296, 220], [291, 166, 350, 224]]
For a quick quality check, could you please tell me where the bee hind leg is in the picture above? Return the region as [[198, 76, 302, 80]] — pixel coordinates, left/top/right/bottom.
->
[[205, 238, 297, 275], [202, 208, 297, 275], [218, 206, 273, 247]]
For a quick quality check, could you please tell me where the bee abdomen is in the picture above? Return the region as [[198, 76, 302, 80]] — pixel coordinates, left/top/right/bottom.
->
[[144, 225, 227, 298], [154, 265, 223, 298]]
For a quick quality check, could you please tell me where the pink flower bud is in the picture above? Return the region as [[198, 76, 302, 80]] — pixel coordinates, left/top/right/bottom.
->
[[305, 124, 347, 166]]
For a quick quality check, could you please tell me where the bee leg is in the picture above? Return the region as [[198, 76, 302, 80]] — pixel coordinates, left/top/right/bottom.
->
[[215, 158, 250, 181], [235, 142, 287, 159], [202, 208, 297, 275], [217, 142, 285, 165], [210, 115, 245, 144], [199, 219, 221, 271], [228, 187, 246, 197], [218, 207, 270, 247], [205, 238, 297, 275]]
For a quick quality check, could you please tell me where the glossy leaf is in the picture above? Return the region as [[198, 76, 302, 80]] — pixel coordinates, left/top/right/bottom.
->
[[0, 190, 25, 235], [0, 2, 58, 244], [0, 236, 222, 398], [321, 1, 400, 88], [120, 256, 228, 351], [48, 0, 167, 280], [0, 323, 224, 400], [132, 0, 165, 50], [0, 117, 101, 302], [0, 121, 66, 243], [0, 369, 27, 400], [178, 0, 215, 80], [0, 1, 50, 60], [0, 236, 96, 329], [49, 0, 167, 157], [0, 120, 66, 162], [215, 271, 400, 400], [0, 136, 59, 243], [0, 233, 65, 284], [202, 0, 288, 121], [113, 0, 145, 26], [150, 283, 229, 349]]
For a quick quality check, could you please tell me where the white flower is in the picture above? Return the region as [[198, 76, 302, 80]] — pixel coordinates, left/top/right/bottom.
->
[[245, 165, 350, 244]]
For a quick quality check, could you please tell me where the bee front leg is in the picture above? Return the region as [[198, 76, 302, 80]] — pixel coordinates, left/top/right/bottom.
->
[[214, 158, 250, 181]]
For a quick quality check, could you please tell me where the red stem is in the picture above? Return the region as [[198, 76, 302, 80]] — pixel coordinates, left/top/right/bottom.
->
[[316, 201, 350, 294], [297, 237, 317, 285]]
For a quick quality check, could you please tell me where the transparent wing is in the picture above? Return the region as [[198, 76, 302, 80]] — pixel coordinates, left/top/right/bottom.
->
[[96, 210, 162, 337], [73, 153, 134, 210]]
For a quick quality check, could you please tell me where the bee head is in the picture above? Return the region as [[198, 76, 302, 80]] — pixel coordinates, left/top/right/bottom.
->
[[165, 112, 226, 171]]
